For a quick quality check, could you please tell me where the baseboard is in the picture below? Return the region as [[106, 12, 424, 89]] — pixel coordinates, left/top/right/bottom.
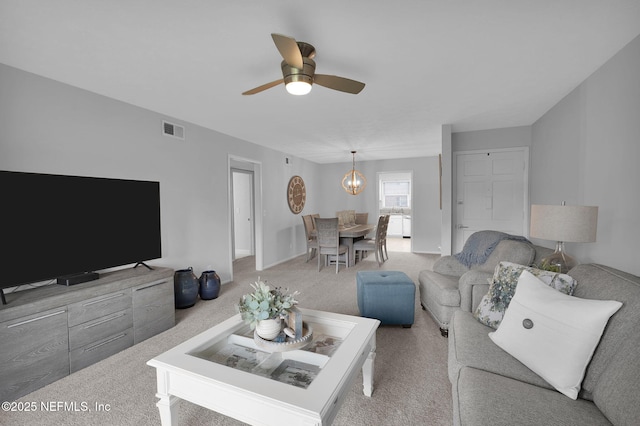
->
[[412, 250, 442, 255], [262, 252, 306, 270]]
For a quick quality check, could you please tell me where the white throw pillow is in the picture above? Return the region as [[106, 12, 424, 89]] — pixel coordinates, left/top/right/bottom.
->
[[489, 270, 622, 399]]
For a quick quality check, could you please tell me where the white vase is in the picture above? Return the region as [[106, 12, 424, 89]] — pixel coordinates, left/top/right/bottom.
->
[[255, 318, 282, 340]]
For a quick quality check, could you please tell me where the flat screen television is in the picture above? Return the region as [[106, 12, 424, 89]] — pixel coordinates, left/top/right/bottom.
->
[[0, 170, 162, 303]]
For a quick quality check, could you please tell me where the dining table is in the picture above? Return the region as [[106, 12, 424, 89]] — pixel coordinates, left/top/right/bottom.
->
[[340, 223, 377, 266], [312, 223, 376, 267]]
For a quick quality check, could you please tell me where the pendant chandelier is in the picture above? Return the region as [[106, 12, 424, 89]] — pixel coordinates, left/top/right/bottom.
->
[[341, 151, 366, 195]]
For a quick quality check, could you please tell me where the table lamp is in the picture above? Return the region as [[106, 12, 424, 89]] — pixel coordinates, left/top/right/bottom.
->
[[530, 202, 598, 273]]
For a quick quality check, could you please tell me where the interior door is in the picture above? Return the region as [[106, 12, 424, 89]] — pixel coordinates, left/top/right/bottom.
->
[[232, 170, 254, 259], [453, 148, 529, 252]]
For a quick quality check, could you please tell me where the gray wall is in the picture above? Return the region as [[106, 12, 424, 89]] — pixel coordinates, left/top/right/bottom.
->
[[0, 63, 322, 284], [530, 34, 640, 276], [453, 125, 532, 151], [7, 27, 635, 280], [0, 63, 441, 287], [318, 157, 442, 254], [448, 33, 640, 278]]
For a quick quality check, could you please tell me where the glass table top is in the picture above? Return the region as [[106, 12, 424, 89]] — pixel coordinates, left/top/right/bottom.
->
[[188, 320, 349, 389]]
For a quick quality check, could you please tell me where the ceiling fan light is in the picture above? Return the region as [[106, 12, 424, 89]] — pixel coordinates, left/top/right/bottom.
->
[[286, 81, 312, 95]]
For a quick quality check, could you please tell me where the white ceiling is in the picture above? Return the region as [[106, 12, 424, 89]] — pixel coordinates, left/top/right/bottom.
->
[[1, 1, 639, 163]]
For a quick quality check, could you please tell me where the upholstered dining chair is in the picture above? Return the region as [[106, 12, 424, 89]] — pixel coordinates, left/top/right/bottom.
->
[[302, 215, 318, 262], [355, 212, 369, 224], [380, 214, 390, 261], [354, 215, 386, 266], [314, 217, 349, 273]]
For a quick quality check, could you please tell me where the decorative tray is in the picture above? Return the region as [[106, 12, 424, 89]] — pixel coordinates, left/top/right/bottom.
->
[[254, 324, 313, 352]]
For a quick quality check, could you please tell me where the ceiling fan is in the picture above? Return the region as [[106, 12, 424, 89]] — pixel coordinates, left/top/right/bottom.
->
[[242, 33, 366, 96]]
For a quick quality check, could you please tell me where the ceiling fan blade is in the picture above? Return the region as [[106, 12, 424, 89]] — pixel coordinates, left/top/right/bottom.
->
[[314, 74, 365, 94], [242, 78, 284, 95], [271, 33, 304, 69]]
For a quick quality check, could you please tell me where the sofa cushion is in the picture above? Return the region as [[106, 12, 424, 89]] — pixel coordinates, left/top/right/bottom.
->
[[592, 330, 640, 426], [474, 261, 577, 329], [448, 310, 551, 391], [471, 239, 536, 273], [432, 239, 537, 277], [455, 367, 612, 426], [568, 264, 640, 400], [458, 270, 492, 312], [488, 271, 622, 399], [432, 255, 470, 277]]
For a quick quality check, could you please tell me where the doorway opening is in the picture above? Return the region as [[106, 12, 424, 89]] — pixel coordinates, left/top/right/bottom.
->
[[228, 156, 263, 280], [378, 171, 413, 253], [231, 169, 254, 260]]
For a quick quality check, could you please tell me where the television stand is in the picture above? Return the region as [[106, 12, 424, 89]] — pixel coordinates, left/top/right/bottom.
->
[[0, 266, 175, 402], [134, 261, 153, 270]]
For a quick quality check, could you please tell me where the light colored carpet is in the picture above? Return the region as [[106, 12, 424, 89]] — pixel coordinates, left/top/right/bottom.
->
[[5, 251, 452, 425]]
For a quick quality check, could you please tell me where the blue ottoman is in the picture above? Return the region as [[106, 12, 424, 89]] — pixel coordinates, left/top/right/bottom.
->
[[356, 271, 415, 328]]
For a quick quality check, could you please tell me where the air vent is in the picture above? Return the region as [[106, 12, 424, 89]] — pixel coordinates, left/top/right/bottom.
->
[[162, 120, 184, 139]]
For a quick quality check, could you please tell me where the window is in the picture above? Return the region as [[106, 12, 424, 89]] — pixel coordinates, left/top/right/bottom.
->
[[382, 180, 410, 208]]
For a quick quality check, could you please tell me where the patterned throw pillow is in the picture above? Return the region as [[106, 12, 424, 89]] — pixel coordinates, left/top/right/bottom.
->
[[474, 261, 577, 329]]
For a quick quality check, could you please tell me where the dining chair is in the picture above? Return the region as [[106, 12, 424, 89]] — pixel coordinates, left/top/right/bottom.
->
[[302, 214, 318, 262], [380, 214, 390, 261], [337, 210, 357, 227], [347, 210, 356, 226], [354, 215, 386, 266], [314, 217, 349, 273], [355, 212, 368, 224]]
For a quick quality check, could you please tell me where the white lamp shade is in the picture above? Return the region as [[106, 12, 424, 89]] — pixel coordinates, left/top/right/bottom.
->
[[530, 204, 598, 243]]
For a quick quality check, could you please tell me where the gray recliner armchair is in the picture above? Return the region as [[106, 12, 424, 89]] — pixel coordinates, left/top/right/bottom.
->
[[418, 236, 552, 336]]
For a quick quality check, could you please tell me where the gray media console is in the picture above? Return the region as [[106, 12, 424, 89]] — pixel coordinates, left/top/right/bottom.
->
[[0, 266, 175, 402]]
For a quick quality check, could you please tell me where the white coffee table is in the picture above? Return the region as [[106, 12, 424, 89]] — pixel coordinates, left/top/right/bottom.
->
[[147, 308, 380, 425]]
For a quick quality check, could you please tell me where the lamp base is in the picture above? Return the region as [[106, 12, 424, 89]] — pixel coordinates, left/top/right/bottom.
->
[[538, 242, 577, 274]]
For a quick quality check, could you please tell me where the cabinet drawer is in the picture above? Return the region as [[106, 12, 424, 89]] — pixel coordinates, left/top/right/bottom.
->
[[68, 308, 133, 351], [134, 310, 174, 344], [133, 278, 175, 343], [0, 308, 69, 401], [69, 328, 134, 373], [67, 291, 132, 327], [133, 278, 173, 308]]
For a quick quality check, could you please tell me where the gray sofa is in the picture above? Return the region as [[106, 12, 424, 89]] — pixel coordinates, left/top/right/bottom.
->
[[418, 239, 553, 336], [448, 263, 640, 426]]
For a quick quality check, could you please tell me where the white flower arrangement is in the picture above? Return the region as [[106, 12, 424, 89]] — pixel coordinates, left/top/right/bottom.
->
[[237, 279, 299, 329]]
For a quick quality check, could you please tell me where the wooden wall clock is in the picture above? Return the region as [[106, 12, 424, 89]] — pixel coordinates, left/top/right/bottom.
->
[[287, 175, 306, 214]]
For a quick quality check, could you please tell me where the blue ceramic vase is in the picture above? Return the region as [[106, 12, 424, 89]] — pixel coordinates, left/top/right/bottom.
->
[[174, 267, 199, 309], [199, 270, 221, 300]]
